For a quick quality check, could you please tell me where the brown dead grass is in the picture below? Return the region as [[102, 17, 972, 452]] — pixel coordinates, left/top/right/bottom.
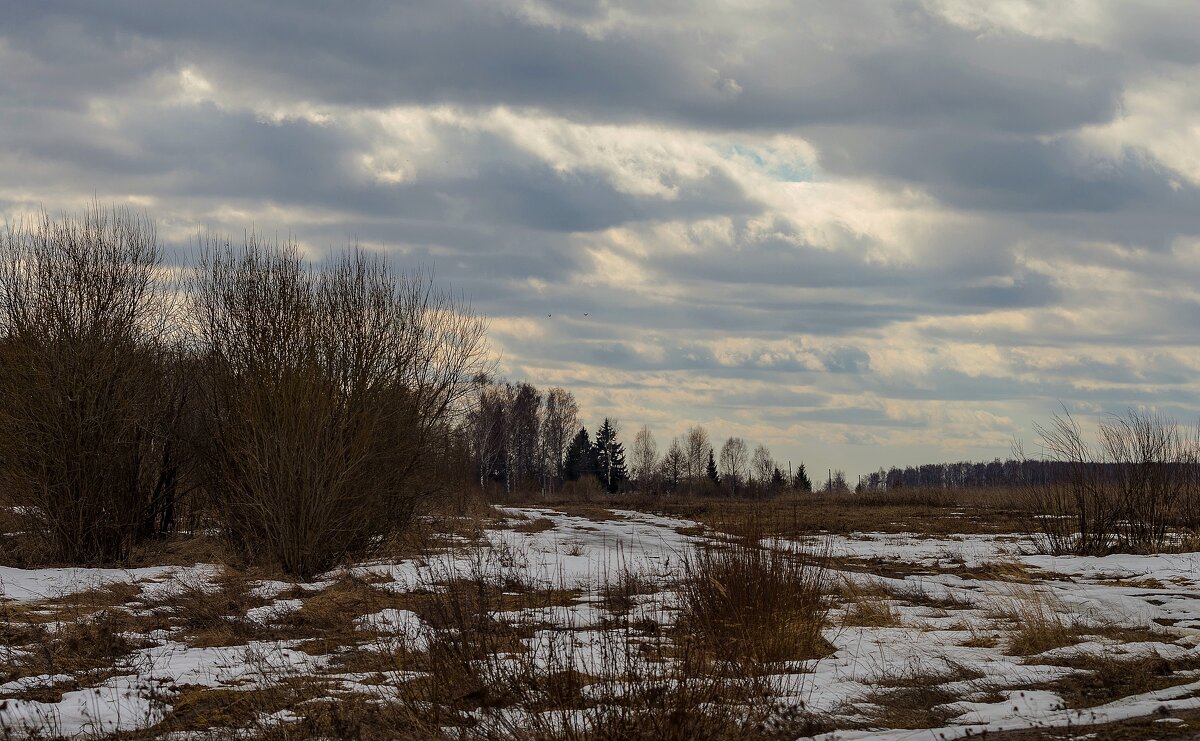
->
[[144, 566, 298, 648], [980, 706, 1200, 740], [1035, 650, 1200, 708], [991, 586, 1079, 656], [125, 533, 232, 569], [1, 576, 175, 689], [547, 504, 623, 522], [1, 609, 152, 684], [511, 517, 556, 534], [677, 535, 831, 664], [860, 662, 988, 729], [893, 583, 975, 611], [959, 623, 1002, 648], [599, 567, 659, 616], [581, 489, 1035, 538], [839, 579, 902, 627]]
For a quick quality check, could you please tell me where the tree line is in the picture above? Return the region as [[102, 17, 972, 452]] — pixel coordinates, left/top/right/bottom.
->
[[463, 381, 823, 498], [853, 458, 1193, 492]]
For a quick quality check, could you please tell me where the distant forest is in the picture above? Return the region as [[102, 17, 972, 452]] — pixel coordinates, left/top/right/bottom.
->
[[466, 377, 1200, 498]]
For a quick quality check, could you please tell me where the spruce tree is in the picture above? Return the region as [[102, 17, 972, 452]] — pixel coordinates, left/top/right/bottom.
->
[[706, 448, 720, 484], [771, 466, 787, 491], [594, 418, 628, 493], [794, 462, 812, 492], [564, 427, 593, 481]]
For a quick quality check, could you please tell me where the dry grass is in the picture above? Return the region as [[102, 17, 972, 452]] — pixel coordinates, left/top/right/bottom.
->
[[133, 679, 351, 739], [959, 622, 1002, 648], [242, 542, 832, 740], [546, 503, 623, 522], [589, 489, 1036, 539], [1, 609, 150, 687], [511, 516, 556, 534], [677, 535, 831, 664], [1036, 650, 1199, 708], [955, 559, 1039, 583], [978, 707, 1200, 740], [599, 566, 659, 616], [860, 662, 988, 729], [892, 583, 975, 612], [1, 577, 177, 693], [839, 578, 903, 627], [991, 586, 1078, 656], [162, 568, 275, 647], [125, 532, 232, 569]]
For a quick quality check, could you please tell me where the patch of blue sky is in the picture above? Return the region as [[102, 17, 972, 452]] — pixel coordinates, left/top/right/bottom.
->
[[715, 143, 818, 182]]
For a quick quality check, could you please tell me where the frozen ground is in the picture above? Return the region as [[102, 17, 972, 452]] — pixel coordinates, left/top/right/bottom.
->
[[4, 506, 1200, 738]]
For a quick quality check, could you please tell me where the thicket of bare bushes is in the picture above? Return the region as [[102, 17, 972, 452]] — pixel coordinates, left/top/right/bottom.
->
[[0, 207, 185, 562], [189, 237, 488, 578], [1022, 408, 1200, 555], [0, 208, 488, 576]]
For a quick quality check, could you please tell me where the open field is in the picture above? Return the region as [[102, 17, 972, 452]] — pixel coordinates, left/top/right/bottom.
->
[[7, 497, 1200, 739]]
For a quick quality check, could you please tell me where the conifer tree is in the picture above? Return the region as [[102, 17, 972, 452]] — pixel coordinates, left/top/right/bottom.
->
[[564, 427, 594, 481], [594, 417, 628, 493], [706, 448, 720, 484], [794, 462, 812, 492], [771, 466, 787, 491]]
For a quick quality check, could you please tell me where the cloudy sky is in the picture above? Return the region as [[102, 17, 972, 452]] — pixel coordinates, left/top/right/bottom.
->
[[3, 1, 1200, 478]]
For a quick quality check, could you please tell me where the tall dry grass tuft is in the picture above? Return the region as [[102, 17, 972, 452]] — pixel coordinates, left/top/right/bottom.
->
[[992, 585, 1077, 656], [189, 236, 489, 579], [677, 530, 830, 664], [0, 206, 184, 563]]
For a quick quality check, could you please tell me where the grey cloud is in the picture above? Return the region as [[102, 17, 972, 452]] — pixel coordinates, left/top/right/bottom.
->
[[932, 271, 1060, 310], [4, 2, 1123, 134], [820, 346, 871, 374], [1111, 2, 1200, 64], [812, 128, 1197, 215]]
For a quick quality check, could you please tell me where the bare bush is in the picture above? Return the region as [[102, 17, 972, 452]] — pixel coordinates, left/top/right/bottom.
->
[[189, 236, 488, 578], [1022, 408, 1200, 555], [1103, 411, 1200, 548], [0, 206, 182, 563]]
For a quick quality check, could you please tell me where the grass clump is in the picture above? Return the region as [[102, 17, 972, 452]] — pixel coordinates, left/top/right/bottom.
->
[[861, 662, 986, 729], [992, 586, 1078, 656], [165, 568, 272, 647], [1039, 651, 1188, 708], [677, 534, 830, 664], [839, 578, 902, 627]]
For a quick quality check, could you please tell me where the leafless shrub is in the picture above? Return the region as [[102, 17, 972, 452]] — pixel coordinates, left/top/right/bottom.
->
[[189, 236, 489, 578], [1103, 411, 1200, 547], [1021, 408, 1200, 555], [0, 206, 184, 563]]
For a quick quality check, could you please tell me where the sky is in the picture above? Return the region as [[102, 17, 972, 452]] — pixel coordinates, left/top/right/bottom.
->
[[2, 1, 1199, 479]]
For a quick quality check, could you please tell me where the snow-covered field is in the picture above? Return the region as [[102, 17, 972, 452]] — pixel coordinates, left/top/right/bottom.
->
[[5, 506, 1200, 738]]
